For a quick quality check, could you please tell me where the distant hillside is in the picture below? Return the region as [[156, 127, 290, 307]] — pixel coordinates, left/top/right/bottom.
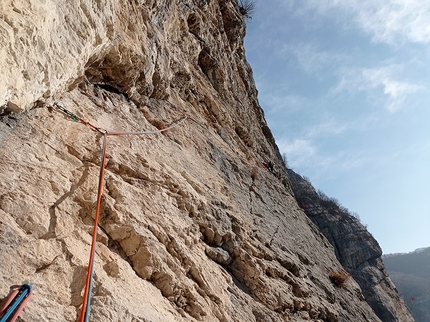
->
[[383, 247, 430, 322]]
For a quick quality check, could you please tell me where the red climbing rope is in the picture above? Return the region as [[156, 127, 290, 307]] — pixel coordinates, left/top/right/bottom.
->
[[75, 117, 188, 322], [51, 102, 271, 321], [79, 132, 107, 322]]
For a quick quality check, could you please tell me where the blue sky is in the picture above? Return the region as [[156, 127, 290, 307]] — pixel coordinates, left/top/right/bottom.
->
[[244, 0, 430, 254]]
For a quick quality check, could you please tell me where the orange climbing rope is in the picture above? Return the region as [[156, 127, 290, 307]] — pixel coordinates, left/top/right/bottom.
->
[[64, 114, 189, 322], [79, 132, 107, 322], [52, 102, 271, 322]]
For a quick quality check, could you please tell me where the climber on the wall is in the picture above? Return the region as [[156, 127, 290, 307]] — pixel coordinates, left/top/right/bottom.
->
[[266, 160, 274, 174]]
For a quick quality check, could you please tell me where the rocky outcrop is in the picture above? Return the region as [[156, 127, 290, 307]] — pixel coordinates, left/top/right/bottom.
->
[[0, 0, 413, 321], [286, 169, 413, 321]]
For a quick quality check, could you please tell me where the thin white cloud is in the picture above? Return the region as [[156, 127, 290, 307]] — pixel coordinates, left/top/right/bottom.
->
[[254, 74, 308, 115], [264, 94, 306, 115], [332, 64, 421, 112], [304, 118, 349, 137], [277, 138, 317, 168], [300, 0, 430, 45], [278, 137, 369, 179], [285, 43, 329, 74], [283, 43, 349, 75], [354, 0, 430, 45]]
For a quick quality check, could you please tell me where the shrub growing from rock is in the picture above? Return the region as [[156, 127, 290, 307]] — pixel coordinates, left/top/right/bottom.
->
[[329, 270, 350, 288]]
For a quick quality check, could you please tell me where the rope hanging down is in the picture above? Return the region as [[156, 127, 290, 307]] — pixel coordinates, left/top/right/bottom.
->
[[57, 106, 189, 322], [52, 102, 271, 322], [0, 284, 33, 322], [79, 132, 107, 322]]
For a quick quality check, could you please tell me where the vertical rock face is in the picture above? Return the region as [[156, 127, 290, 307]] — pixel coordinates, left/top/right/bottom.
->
[[0, 1, 413, 322], [286, 169, 414, 322]]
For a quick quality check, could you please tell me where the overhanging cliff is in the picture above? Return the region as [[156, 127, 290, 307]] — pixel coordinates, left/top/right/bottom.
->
[[0, 1, 413, 321]]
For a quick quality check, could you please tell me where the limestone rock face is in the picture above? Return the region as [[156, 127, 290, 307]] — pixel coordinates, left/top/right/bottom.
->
[[0, 1, 413, 322], [287, 169, 414, 322]]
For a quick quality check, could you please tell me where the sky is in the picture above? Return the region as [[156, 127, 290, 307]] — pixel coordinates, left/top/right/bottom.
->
[[244, 0, 430, 254]]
